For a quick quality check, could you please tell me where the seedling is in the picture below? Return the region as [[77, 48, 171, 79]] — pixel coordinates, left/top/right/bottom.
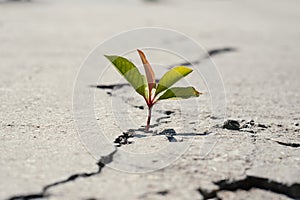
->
[[105, 49, 201, 131]]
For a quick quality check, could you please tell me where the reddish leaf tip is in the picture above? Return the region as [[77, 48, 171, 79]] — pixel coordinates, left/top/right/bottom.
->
[[137, 49, 156, 96]]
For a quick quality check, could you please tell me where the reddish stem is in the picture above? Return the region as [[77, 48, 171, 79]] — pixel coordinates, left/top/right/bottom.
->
[[146, 106, 152, 131]]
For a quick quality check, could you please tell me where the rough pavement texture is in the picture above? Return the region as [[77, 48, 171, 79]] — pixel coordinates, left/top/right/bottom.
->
[[1, 0, 300, 200]]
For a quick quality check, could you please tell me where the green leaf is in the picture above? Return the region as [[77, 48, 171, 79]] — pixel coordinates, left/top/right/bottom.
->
[[155, 66, 193, 95], [158, 87, 201, 100], [104, 55, 147, 97]]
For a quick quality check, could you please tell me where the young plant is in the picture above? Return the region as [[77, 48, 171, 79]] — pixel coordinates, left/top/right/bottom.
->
[[105, 49, 201, 131]]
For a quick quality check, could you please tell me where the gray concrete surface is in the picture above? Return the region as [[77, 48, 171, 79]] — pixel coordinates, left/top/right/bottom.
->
[[0, 0, 299, 199]]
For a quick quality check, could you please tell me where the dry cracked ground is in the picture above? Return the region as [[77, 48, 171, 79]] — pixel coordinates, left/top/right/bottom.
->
[[0, 0, 300, 200]]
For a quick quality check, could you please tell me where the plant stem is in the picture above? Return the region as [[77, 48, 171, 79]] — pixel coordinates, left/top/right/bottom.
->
[[146, 106, 152, 131]]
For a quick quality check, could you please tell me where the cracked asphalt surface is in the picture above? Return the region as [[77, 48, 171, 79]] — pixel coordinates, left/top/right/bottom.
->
[[1, 0, 300, 199]]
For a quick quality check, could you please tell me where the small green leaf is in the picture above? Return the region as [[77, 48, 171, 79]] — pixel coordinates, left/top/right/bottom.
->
[[158, 87, 201, 100], [105, 55, 147, 97], [155, 66, 193, 95]]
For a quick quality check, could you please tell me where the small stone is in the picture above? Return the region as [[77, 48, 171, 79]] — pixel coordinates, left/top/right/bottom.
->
[[134, 105, 144, 110], [156, 190, 169, 196], [223, 120, 240, 130], [258, 124, 268, 129], [159, 129, 176, 136], [164, 110, 174, 115]]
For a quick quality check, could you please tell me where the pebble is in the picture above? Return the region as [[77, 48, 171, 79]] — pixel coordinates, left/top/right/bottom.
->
[[223, 120, 240, 130]]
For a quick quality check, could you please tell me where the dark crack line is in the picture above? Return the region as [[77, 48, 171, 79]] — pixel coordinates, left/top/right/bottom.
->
[[207, 47, 237, 57], [90, 79, 161, 92], [90, 83, 129, 90], [7, 149, 117, 200], [197, 175, 300, 199], [169, 47, 237, 68], [275, 141, 300, 148], [139, 189, 169, 198], [113, 111, 177, 146]]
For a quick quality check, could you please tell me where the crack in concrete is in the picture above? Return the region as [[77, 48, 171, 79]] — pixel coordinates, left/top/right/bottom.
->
[[114, 130, 135, 147], [90, 78, 161, 93], [6, 149, 117, 200], [197, 175, 300, 199], [275, 140, 300, 148], [199, 122, 298, 199], [207, 47, 237, 57], [90, 83, 129, 90], [112, 107, 177, 146], [139, 189, 169, 198], [169, 47, 237, 68]]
